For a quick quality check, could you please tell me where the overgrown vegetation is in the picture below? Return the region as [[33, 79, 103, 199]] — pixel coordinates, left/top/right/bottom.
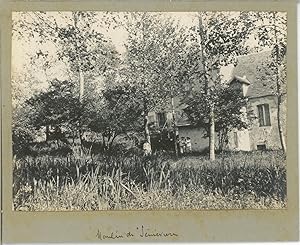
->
[[11, 12, 287, 211], [13, 149, 286, 211]]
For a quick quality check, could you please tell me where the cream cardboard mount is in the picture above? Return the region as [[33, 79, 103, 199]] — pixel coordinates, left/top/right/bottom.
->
[[0, 0, 299, 243]]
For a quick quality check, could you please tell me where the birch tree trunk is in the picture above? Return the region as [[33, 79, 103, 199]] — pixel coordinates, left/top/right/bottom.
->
[[209, 104, 215, 160], [73, 12, 85, 102], [72, 12, 85, 157], [273, 11, 287, 154], [171, 96, 179, 158], [79, 69, 84, 103], [198, 13, 215, 160], [143, 99, 151, 148], [277, 95, 286, 153], [141, 14, 151, 154], [144, 119, 151, 144]]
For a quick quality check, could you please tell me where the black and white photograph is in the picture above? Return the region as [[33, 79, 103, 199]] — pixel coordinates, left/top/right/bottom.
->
[[12, 11, 287, 211]]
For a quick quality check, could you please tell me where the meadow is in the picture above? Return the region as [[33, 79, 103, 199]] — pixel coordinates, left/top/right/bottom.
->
[[13, 146, 287, 211]]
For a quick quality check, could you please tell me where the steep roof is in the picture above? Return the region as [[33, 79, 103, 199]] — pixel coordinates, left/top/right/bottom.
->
[[231, 50, 276, 98]]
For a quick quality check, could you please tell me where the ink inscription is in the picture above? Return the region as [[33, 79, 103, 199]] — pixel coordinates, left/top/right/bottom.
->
[[96, 225, 179, 240]]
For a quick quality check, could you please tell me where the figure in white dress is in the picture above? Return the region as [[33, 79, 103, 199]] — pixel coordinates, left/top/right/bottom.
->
[[143, 141, 152, 156], [179, 137, 186, 154]]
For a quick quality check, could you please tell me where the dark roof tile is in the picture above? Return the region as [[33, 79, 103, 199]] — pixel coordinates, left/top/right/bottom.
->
[[231, 50, 276, 98]]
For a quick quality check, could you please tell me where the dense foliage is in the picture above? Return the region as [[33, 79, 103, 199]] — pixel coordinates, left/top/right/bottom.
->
[[183, 85, 250, 133]]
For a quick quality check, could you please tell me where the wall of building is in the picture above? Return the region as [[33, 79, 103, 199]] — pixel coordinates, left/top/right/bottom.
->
[[227, 95, 286, 151], [247, 95, 286, 150], [227, 129, 251, 151]]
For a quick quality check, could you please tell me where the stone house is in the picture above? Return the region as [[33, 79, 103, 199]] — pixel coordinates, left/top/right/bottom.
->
[[226, 51, 286, 151], [148, 51, 286, 152]]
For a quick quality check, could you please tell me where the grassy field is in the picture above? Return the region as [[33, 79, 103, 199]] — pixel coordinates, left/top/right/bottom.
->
[[13, 149, 286, 211]]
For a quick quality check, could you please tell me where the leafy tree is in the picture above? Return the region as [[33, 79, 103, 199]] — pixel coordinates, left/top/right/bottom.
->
[[26, 79, 82, 141], [155, 23, 204, 157], [87, 84, 144, 151], [122, 12, 193, 153], [183, 85, 251, 151], [11, 69, 42, 110], [190, 12, 258, 159], [11, 69, 47, 156], [12, 104, 36, 156], [55, 12, 120, 102], [12, 12, 121, 150], [13, 12, 117, 100]]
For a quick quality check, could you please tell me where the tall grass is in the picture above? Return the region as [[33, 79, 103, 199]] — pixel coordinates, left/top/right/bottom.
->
[[13, 150, 286, 211]]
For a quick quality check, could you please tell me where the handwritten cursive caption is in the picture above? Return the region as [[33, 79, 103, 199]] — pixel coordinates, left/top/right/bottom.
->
[[96, 225, 179, 240]]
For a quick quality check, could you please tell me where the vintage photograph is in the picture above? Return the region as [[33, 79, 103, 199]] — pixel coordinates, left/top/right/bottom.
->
[[12, 11, 287, 211]]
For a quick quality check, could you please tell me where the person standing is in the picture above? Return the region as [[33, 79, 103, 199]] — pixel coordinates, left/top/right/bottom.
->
[[179, 137, 185, 155], [186, 137, 192, 153], [143, 141, 152, 156]]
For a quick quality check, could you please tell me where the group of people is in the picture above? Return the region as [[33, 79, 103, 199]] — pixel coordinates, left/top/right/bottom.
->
[[179, 136, 192, 154], [142, 135, 193, 156]]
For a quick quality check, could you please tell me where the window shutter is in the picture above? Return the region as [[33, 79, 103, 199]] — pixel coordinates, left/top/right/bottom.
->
[[257, 105, 264, 126], [157, 112, 167, 127], [264, 104, 271, 126], [234, 132, 239, 148]]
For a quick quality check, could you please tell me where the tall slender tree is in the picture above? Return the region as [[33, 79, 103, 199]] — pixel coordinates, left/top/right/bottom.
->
[[253, 12, 287, 153], [191, 12, 257, 160]]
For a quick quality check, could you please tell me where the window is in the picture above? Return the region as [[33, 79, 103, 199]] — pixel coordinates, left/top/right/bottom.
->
[[257, 144, 267, 151], [157, 112, 167, 127], [257, 104, 271, 126]]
